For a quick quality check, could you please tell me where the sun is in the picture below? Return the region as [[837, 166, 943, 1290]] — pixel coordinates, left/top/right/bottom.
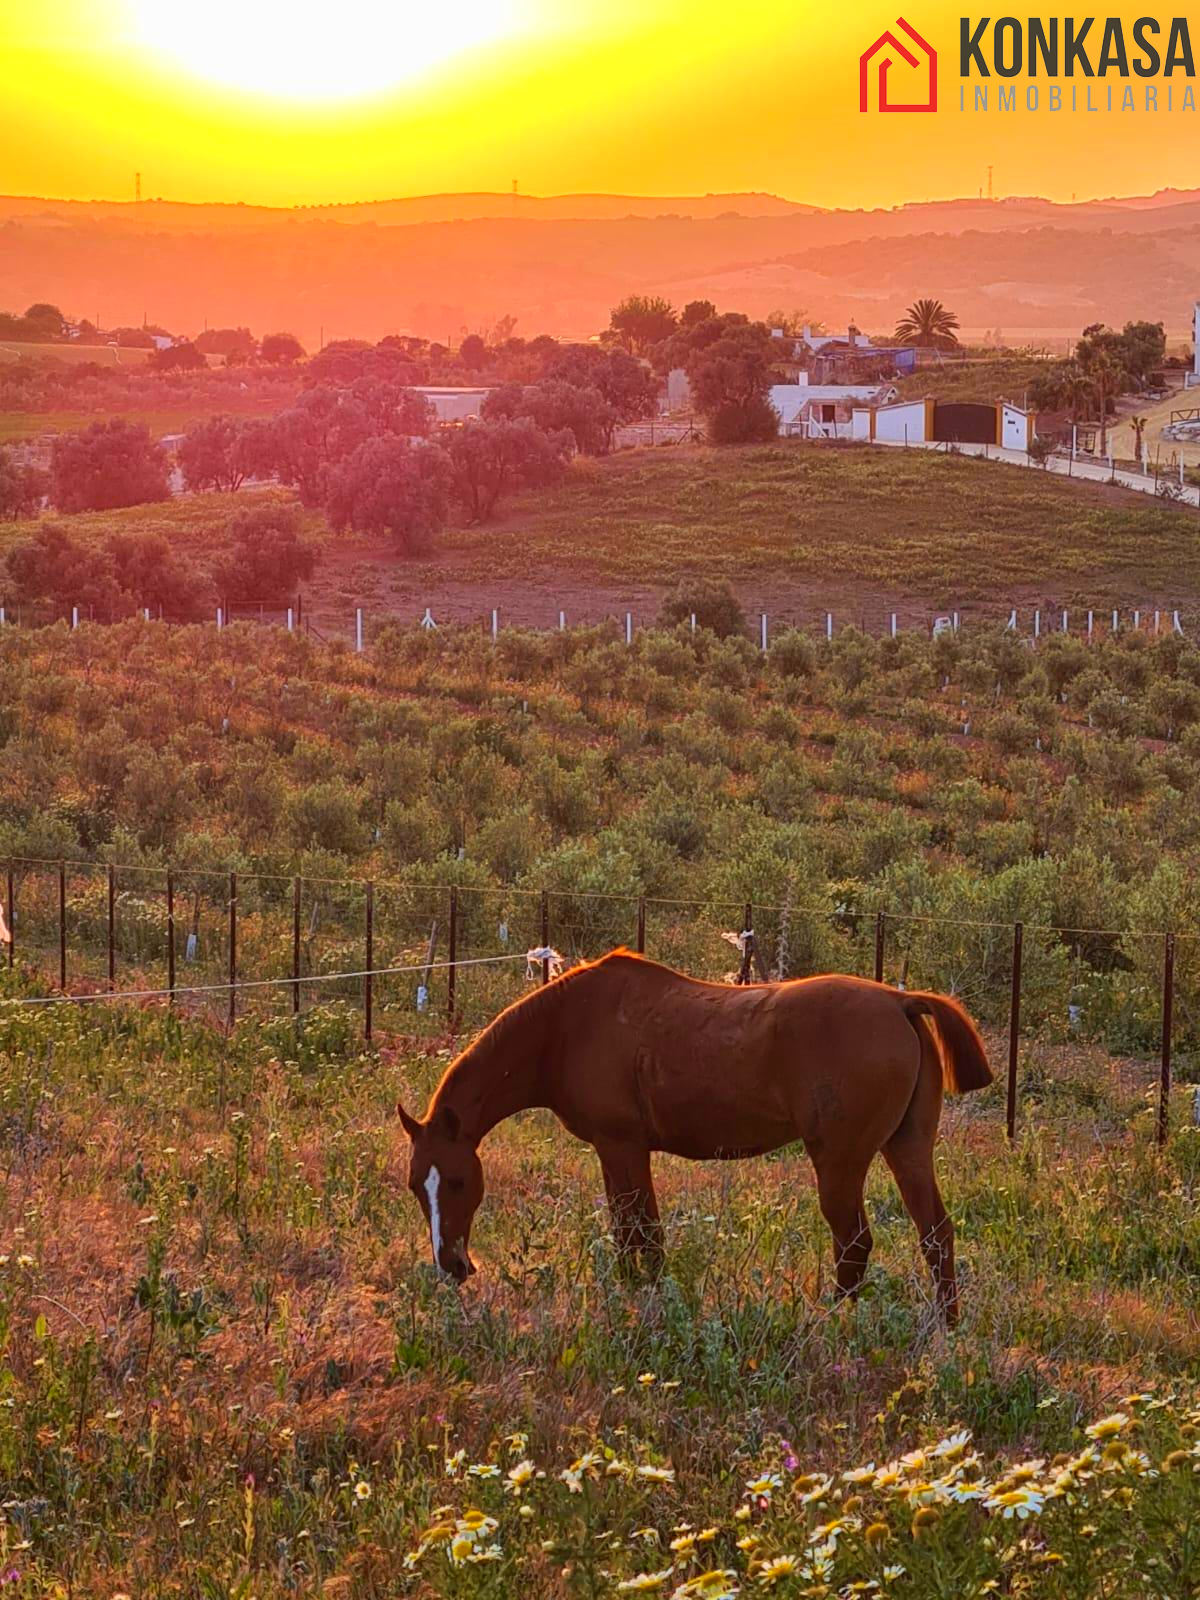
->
[[126, 0, 524, 101]]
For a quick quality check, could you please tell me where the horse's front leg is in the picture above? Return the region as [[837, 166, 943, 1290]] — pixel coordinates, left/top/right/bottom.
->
[[596, 1142, 664, 1277]]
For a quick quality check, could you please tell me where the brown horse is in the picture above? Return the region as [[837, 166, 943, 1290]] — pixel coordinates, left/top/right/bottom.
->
[[398, 952, 992, 1321]]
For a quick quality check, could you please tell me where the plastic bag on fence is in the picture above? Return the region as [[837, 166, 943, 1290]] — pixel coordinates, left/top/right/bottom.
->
[[416, 984, 429, 1012], [185, 932, 198, 962]]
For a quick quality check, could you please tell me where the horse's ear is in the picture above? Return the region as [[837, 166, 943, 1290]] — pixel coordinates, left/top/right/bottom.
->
[[431, 1104, 461, 1140], [398, 1104, 422, 1140]]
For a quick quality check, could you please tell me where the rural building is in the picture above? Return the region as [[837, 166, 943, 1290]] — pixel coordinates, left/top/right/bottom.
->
[[770, 381, 897, 439], [771, 326, 918, 385], [851, 398, 1036, 450], [412, 386, 492, 424]]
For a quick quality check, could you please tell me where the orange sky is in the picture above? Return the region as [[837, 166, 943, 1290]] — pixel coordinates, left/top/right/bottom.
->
[[2, 1, 1195, 208]]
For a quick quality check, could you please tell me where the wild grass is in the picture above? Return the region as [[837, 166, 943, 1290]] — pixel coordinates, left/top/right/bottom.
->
[[0, 993, 1196, 1595]]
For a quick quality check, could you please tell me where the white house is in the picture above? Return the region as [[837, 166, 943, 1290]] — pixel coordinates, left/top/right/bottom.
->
[[770, 382, 897, 439], [851, 397, 1036, 450], [413, 386, 493, 424]]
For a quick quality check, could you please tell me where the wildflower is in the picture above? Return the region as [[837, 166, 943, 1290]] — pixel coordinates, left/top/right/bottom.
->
[[842, 1464, 876, 1485], [637, 1464, 677, 1484], [864, 1523, 890, 1547], [984, 1487, 1045, 1520], [506, 1459, 536, 1493], [756, 1554, 799, 1586], [696, 1527, 719, 1544], [619, 1572, 675, 1593], [736, 1534, 760, 1554], [505, 1431, 529, 1454], [882, 1573, 906, 1587], [519, 1504, 534, 1519], [444, 1448, 466, 1476], [16, 1255, 34, 1269], [745, 1473, 783, 1500], [670, 1533, 697, 1557], [1085, 1413, 1130, 1442], [672, 1568, 739, 1599], [465, 1543, 503, 1564], [872, 1465, 902, 1492], [810, 1517, 857, 1546], [796, 1475, 834, 1506], [468, 1462, 500, 1479], [911, 1506, 941, 1536], [456, 1510, 499, 1538], [353, 1480, 372, 1501], [1163, 1450, 1192, 1471], [944, 1481, 987, 1504], [639, 1373, 658, 1387], [931, 1430, 972, 1461], [1033, 1552, 1065, 1567], [899, 1449, 928, 1476]]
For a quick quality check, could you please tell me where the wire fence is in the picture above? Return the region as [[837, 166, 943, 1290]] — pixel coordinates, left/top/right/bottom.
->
[[0, 857, 1194, 1147]]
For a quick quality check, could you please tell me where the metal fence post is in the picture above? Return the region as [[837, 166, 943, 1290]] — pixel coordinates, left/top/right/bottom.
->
[[636, 895, 646, 955], [166, 869, 175, 1005], [1006, 921, 1023, 1141], [292, 876, 302, 1016], [107, 864, 116, 992], [874, 911, 886, 983], [541, 890, 550, 985], [228, 871, 237, 1027], [5, 861, 13, 969], [739, 901, 754, 985], [364, 881, 374, 1041], [58, 860, 67, 991], [1159, 932, 1175, 1148], [447, 886, 458, 1020]]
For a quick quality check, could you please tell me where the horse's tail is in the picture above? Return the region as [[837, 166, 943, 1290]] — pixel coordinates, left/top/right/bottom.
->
[[902, 992, 993, 1095]]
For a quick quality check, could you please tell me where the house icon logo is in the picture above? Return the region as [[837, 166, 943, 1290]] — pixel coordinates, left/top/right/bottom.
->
[[860, 17, 937, 113]]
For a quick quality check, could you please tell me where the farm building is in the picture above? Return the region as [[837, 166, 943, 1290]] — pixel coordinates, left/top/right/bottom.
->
[[412, 386, 492, 424], [851, 397, 1036, 450], [770, 381, 897, 439]]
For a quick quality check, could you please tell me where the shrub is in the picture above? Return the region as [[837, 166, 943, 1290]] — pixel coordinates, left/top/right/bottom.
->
[[657, 579, 746, 639], [49, 419, 170, 512]]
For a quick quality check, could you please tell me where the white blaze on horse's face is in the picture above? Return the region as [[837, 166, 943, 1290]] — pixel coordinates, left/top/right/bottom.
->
[[424, 1165, 443, 1269]]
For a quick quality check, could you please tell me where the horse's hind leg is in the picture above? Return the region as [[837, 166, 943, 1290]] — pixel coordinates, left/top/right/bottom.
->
[[815, 1163, 873, 1303], [596, 1143, 664, 1276], [882, 1062, 958, 1323]]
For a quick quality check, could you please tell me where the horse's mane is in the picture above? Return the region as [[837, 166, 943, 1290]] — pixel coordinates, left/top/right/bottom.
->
[[430, 949, 648, 1105]]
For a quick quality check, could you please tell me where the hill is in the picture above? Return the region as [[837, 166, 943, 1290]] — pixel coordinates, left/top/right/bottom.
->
[[2, 187, 1199, 347]]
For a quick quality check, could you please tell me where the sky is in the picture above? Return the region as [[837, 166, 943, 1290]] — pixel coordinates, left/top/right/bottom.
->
[[1, 0, 1196, 209]]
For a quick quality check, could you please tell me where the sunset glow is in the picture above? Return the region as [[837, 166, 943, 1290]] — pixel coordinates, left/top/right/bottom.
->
[[127, 0, 526, 101]]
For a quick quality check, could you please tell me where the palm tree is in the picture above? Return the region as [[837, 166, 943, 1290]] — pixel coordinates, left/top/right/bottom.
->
[[1129, 415, 1149, 470], [894, 298, 961, 350]]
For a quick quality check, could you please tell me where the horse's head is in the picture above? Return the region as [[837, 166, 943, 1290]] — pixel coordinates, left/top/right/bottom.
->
[[398, 1102, 483, 1283]]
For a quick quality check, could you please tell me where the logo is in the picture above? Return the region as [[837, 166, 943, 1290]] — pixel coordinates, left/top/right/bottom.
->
[[860, 16, 937, 112]]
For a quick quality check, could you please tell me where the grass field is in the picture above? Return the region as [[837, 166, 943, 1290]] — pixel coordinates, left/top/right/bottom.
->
[[892, 356, 1055, 408], [0, 340, 154, 367], [0, 984, 1196, 1597], [430, 445, 1200, 605]]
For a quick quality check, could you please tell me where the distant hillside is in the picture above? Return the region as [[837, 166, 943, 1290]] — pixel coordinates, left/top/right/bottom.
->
[[0, 187, 1196, 347]]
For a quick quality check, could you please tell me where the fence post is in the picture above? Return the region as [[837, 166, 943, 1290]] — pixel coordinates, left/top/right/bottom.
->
[[447, 886, 458, 1021], [355, 607, 364, 652], [491, 608, 499, 643], [166, 869, 175, 1006], [540, 890, 550, 985], [1159, 932, 1175, 1148], [364, 881, 374, 1041], [625, 613, 632, 646], [58, 860, 67, 991], [107, 864, 116, 992], [292, 876, 302, 1016], [228, 871, 237, 1027], [739, 901, 754, 985], [874, 911, 886, 983], [5, 860, 12, 969], [1006, 921, 1023, 1141], [636, 895, 646, 955]]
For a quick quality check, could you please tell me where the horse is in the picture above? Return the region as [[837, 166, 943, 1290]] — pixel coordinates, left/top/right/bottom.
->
[[398, 951, 993, 1322]]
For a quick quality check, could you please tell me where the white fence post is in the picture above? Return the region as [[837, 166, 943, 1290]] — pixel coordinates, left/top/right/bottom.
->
[[689, 612, 696, 633], [1062, 609, 1068, 632], [491, 607, 498, 643], [890, 612, 897, 638], [952, 610, 960, 631], [0, 605, 6, 625], [760, 613, 768, 652], [558, 610, 566, 631], [1007, 608, 1017, 631], [1034, 609, 1041, 638], [356, 607, 364, 652], [1174, 609, 1183, 634], [286, 607, 294, 632], [1087, 609, 1094, 638], [71, 606, 79, 629], [826, 612, 833, 641], [216, 606, 224, 630], [1112, 609, 1119, 633], [1133, 609, 1141, 631], [1154, 609, 1161, 634], [625, 612, 632, 645]]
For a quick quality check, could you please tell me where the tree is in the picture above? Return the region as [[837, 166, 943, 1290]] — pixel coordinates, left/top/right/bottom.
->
[[260, 331, 305, 365], [215, 504, 317, 602], [49, 419, 170, 512], [608, 296, 678, 355], [179, 415, 259, 492], [894, 298, 961, 349], [686, 320, 780, 442], [549, 345, 657, 427], [150, 340, 206, 372], [109, 327, 155, 349], [1129, 415, 1149, 469], [323, 435, 451, 555], [444, 418, 572, 523], [458, 333, 488, 371], [22, 302, 66, 340], [6, 522, 210, 619], [658, 578, 746, 638], [0, 448, 48, 517], [195, 326, 256, 361], [1085, 351, 1126, 457], [680, 299, 718, 328]]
